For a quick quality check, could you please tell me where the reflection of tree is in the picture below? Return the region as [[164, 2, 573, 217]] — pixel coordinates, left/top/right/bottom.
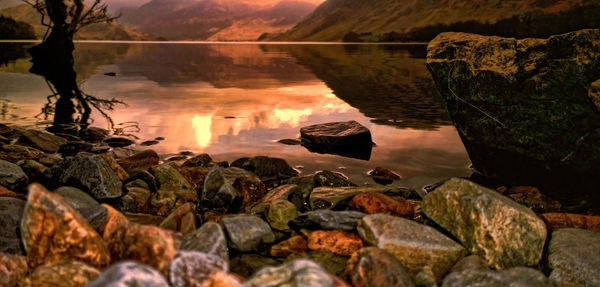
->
[[23, 0, 123, 132]]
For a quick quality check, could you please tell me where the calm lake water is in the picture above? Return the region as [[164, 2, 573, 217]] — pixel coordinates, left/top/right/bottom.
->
[[0, 42, 472, 191]]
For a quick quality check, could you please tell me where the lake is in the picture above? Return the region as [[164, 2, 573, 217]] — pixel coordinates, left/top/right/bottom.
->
[[0, 42, 472, 191]]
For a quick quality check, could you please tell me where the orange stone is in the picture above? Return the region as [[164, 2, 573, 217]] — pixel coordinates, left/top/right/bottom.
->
[[21, 184, 110, 269], [159, 202, 197, 234], [200, 271, 243, 287], [349, 192, 414, 217], [0, 185, 25, 199], [270, 235, 308, 257], [100, 204, 180, 275], [541, 213, 600, 232], [176, 166, 209, 191], [117, 150, 160, 175], [24, 261, 100, 287], [0, 253, 28, 287], [308, 230, 363, 256], [99, 153, 130, 181]]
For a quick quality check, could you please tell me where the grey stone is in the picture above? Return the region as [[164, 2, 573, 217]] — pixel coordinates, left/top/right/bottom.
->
[[422, 178, 547, 269], [16, 129, 67, 153], [169, 251, 228, 287], [244, 259, 334, 287], [0, 160, 28, 192], [55, 152, 123, 199], [357, 214, 465, 282], [547, 228, 600, 287], [0, 197, 26, 255], [54, 186, 99, 209], [201, 166, 247, 212], [442, 267, 558, 287], [290, 210, 366, 231], [76, 205, 108, 231], [87, 261, 169, 287], [181, 222, 229, 263], [220, 215, 275, 252]]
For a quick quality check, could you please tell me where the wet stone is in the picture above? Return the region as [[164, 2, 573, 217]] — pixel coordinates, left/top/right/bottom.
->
[[54, 152, 123, 199], [183, 153, 213, 168], [99, 153, 130, 182], [79, 127, 109, 143], [76, 205, 108, 231], [266, 199, 298, 231], [169, 251, 228, 287], [117, 150, 160, 175], [367, 167, 401, 184], [245, 259, 334, 287], [309, 186, 403, 210], [231, 156, 298, 182], [349, 192, 413, 217], [150, 163, 197, 216], [307, 230, 363, 256], [230, 254, 280, 278], [58, 141, 93, 156], [220, 215, 275, 252], [0, 253, 28, 287], [103, 137, 135, 148], [300, 121, 372, 148], [290, 210, 366, 231], [87, 261, 169, 287], [0, 197, 26, 255], [313, 170, 357, 188], [181, 221, 229, 263], [16, 159, 48, 184], [16, 129, 67, 153], [23, 261, 100, 287], [343, 247, 415, 287], [159, 202, 197, 235], [547, 228, 600, 286], [54, 186, 99, 209], [270, 235, 308, 257], [541, 213, 600, 232], [442, 267, 557, 287], [201, 166, 243, 212], [120, 186, 152, 213], [0, 159, 28, 192]]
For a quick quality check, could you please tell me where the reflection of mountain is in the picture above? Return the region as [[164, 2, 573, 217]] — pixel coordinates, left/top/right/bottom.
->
[[118, 0, 320, 40], [116, 44, 316, 89], [268, 44, 451, 129]]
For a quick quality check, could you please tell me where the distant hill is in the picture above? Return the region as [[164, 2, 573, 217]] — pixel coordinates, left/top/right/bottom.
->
[[0, 15, 34, 39], [117, 0, 321, 40], [0, 4, 159, 40], [273, 0, 600, 41]]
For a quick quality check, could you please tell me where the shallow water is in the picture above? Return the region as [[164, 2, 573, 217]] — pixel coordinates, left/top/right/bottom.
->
[[0, 42, 472, 191]]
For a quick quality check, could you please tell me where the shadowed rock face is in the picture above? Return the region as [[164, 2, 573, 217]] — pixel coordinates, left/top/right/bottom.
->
[[426, 29, 600, 196]]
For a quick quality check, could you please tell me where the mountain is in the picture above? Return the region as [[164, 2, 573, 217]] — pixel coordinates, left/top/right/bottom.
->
[[0, 4, 159, 40], [117, 0, 321, 40], [273, 0, 600, 41]]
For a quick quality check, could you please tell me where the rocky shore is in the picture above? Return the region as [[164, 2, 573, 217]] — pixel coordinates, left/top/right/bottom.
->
[[0, 122, 599, 287]]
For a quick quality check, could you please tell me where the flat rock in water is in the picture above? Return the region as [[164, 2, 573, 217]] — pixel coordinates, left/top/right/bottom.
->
[[231, 156, 298, 182], [244, 259, 334, 287], [220, 215, 275, 252], [0, 160, 28, 192], [79, 127, 109, 143], [357, 214, 465, 281], [290, 210, 366, 231], [169, 251, 228, 287], [0, 198, 26, 255], [343, 247, 415, 287], [54, 186, 99, 209], [55, 152, 123, 199], [426, 29, 600, 191], [103, 137, 135, 148], [20, 184, 110, 268], [24, 260, 100, 287], [422, 178, 547, 269], [547, 228, 600, 286], [16, 129, 67, 153], [300, 120, 372, 147], [87, 261, 169, 287], [181, 221, 229, 263], [443, 267, 557, 287]]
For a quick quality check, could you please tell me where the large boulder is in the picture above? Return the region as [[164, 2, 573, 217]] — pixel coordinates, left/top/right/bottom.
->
[[426, 29, 600, 193], [547, 228, 600, 286], [357, 214, 465, 282], [54, 152, 123, 199], [422, 178, 547, 269]]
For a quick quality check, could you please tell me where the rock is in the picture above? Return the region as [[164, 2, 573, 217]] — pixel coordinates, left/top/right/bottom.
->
[[290, 210, 366, 231], [141, 140, 160, 146], [343, 247, 415, 287], [16, 129, 67, 153], [233, 171, 267, 210], [367, 167, 401, 184], [103, 137, 135, 148], [422, 178, 547, 269], [250, 184, 304, 213], [57, 141, 93, 156], [16, 159, 48, 184], [181, 222, 229, 263], [0, 144, 44, 163], [442, 267, 557, 287], [278, 139, 302, 145], [313, 170, 356, 188], [99, 153, 130, 181], [55, 152, 123, 199], [169, 251, 228, 287], [245, 259, 334, 287], [54, 186, 99, 209], [309, 186, 404, 210], [117, 150, 160, 175], [159, 202, 197, 234], [150, 163, 197, 216], [0, 160, 28, 192], [220, 215, 275, 252], [357, 214, 465, 281], [308, 230, 363, 256], [349, 193, 414, 217], [100, 204, 180, 275], [77, 205, 108, 231], [177, 166, 209, 191], [120, 187, 152, 213], [123, 212, 165, 226], [450, 255, 489, 273], [23, 261, 100, 287], [547, 228, 600, 286], [426, 30, 600, 192], [541, 213, 600, 232], [270, 235, 308, 257], [505, 186, 561, 213], [0, 185, 25, 199], [230, 156, 298, 182], [183, 154, 213, 168], [201, 166, 250, 213], [79, 127, 109, 143], [0, 197, 26, 255], [266, 200, 298, 231], [230, 254, 279, 278], [300, 121, 372, 160], [87, 261, 169, 287], [286, 251, 347, 276], [200, 271, 243, 287], [20, 184, 110, 268], [0, 253, 27, 287]]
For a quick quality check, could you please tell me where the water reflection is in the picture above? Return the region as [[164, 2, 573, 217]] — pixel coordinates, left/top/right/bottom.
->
[[0, 42, 472, 190]]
